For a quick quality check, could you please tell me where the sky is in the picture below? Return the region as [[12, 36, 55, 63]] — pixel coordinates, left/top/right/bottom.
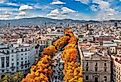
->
[[0, 0, 121, 20]]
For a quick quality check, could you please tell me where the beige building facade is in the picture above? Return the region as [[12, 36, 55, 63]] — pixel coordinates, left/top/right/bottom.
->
[[111, 55, 121, 82], [82, 52, 111, 82]]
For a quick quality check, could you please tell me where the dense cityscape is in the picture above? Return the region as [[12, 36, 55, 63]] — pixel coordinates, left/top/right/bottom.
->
[[0, 21, 120, 82], [1, 0, 121, 81]]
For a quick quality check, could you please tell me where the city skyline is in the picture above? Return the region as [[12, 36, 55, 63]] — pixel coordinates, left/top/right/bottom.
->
[[0, 0, 121, 20], [0, 16, 121, 81]]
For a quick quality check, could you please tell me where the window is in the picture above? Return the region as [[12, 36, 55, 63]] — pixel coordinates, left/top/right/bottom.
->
[[25, 53, 27, 55], [11, 44, 13, 47], [2, 50, 4, 53], [104, 76, 107, 81], [119, 50, 121, 54], [95, 67, 98, 72], [95, 77, 98, 82], [21, 61, 23, 65], [95, 62, 98, 66], [12, 59, 14, 61], [104, 68, 107, 72], [7, 50, 9, 54], [86, 67, 88, 71], [22, 49, 23, 51], [104, 63, 106, 66], [25, 66, 27, 68], [86, 76, 89, 80], [1, 57, 5, 68], [21, 54, 23, 56], [6, 57, 9, 67], [25, 48, 27, 51], [25, 61, 27, 64], [11, 63, 14, 66], [21, 58, 23, 60], [2, 70, 4, 72], [11, 50, 14, 53], [17, 62, 19, 65], [21, 66, 23, 69], [86, 62, 88, 66], [11, 69, 14, 71], [95, 62, 98, 72]]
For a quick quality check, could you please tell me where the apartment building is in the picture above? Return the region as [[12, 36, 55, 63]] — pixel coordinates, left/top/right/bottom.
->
[[111, 55, 121, 82], [0, 43, 36, 74], [82, 49, 111, 82]]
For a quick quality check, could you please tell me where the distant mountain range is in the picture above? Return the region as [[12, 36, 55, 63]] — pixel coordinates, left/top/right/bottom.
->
[[0, 17, 120, 27]]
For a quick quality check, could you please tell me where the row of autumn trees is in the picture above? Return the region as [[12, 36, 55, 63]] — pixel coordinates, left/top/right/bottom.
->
[[22, 28, 83, 82], [62, 28, 83, 82], [22, 45, 57, 82]]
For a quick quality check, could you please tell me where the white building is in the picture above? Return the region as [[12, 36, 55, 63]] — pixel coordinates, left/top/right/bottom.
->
[[0, 43, 36, 74]]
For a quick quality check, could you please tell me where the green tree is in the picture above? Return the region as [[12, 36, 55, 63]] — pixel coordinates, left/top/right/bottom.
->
[[0, 74, 11, 82], [12, 72, 24, 82]]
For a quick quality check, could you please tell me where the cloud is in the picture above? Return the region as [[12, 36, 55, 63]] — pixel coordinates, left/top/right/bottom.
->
[[92, 0, 117, 20], [96, 8, 117, 20], [51, 0, 65, 5], [0, 15, 10, 20], [0, 11, 12, 20], [15, 16, 24, 19], [6, 2, 19, 6], [61, 7, 76, 14], [75, 0, 89, 4], [92, 0, 110, 9], [99, 1, 109, 10], [47, 7, 76, 19], [19, 11, 26, 16], [47, 9, 60, 17], [107, 8, 116, 16], [0, 7, 18, 19], [0, 0, 5, 3], [0, 7, 18, 12], [47, 7, 76, 17], [34, 4, 53, 11], [19, 5, 33, 11], [47, 9, 94, 20], [91, 4, 99, 11], [15, 12, 46, 19]]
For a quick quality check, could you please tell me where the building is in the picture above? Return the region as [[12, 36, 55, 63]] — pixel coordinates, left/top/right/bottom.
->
[[82, 51, 111, 82], [111, 55, 121, 82], [94, 36, 115, 42], [0, 43, 37, 74], [103, 41, 117, 54], [117, 47, 121, 56]]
